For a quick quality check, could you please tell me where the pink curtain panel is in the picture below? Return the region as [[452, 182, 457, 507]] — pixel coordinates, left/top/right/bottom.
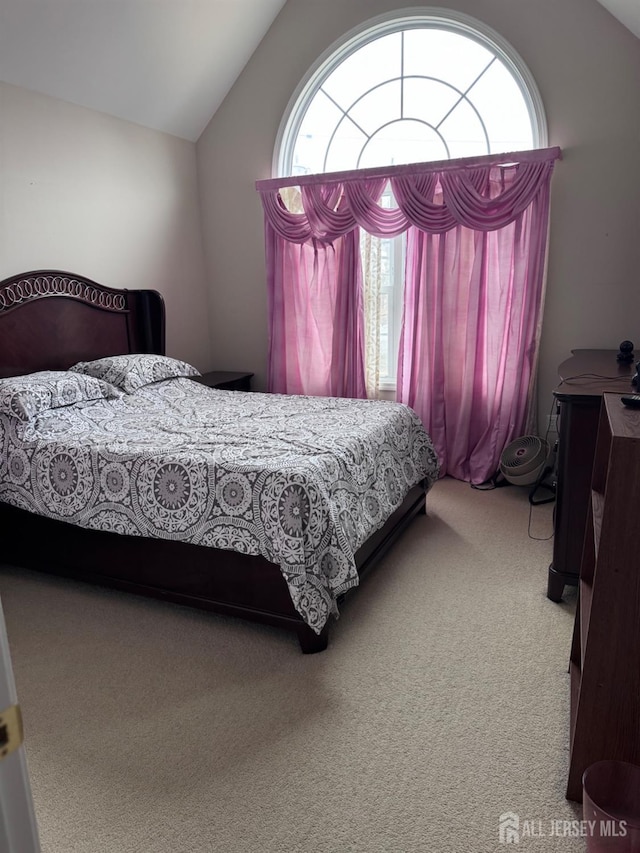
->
[[257, 147, 561, 484]]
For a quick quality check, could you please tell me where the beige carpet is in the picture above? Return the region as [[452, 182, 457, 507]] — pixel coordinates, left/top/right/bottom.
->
[[1, 477, 583, 853]]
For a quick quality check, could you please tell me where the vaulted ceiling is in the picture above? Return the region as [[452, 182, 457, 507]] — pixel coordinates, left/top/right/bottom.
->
[[595, 0, 640, 40], [0, 0, 287, 141], [0, 0, 636, 143]]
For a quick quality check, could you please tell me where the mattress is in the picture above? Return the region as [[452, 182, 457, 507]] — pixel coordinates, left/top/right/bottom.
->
[[0, 378, 439, 631]]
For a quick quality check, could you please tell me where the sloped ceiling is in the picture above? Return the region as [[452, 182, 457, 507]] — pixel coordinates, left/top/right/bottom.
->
[[0, 0, 636, 143], [0, 0, 287, 141], [596, 0, 640, 39]]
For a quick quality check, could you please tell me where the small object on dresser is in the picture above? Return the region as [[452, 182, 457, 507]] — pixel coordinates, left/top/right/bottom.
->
[[620, 395, 640, 409], [617, 340, 635, 363]]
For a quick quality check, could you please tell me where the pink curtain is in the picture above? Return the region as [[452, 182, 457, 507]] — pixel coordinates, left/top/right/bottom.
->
[[261, 178, 390, 397], [264, 228, 366, 397], [257, 147, 560, 482]]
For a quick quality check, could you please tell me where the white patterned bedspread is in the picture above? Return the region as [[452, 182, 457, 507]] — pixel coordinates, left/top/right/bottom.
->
[[0, 379, 439, 632]]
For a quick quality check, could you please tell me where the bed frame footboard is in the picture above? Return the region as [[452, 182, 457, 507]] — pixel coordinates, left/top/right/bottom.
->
[[0, 483, 426, 653]]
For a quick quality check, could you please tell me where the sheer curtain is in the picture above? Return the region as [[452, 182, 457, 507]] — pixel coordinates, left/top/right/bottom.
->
[[257, 147, 560, 482], [361, 232, 383, 399]]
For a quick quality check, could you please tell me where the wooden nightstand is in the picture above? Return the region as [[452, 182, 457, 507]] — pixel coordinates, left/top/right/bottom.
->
[[191, 371, 253, 391]]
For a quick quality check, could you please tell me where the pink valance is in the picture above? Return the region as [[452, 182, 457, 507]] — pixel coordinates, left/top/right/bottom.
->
[[256, 147, 561, 242]]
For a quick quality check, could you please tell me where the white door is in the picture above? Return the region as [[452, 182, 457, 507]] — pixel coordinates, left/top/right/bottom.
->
[[0, 594, 41, 852]]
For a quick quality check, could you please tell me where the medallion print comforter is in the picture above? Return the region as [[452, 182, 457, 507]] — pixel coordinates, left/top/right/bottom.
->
[[0, 378, 440, 632]]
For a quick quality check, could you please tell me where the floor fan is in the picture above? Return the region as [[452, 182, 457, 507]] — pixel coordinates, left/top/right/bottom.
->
[[500, 436, 556, 504]]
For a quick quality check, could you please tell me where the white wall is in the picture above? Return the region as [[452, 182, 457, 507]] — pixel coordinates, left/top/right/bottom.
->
[[0, 82, 211, 371], [197, 0, 640, 426]]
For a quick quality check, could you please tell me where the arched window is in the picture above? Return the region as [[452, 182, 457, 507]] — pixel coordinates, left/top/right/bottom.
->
[[276, 11, 547, 177], [273, 11, 547, 389]]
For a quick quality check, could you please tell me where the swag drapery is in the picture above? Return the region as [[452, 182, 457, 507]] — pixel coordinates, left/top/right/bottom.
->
[[256, 147, 561, 484]]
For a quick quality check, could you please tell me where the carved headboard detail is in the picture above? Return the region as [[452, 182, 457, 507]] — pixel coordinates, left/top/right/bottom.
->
[[0, 273, 128, 314]]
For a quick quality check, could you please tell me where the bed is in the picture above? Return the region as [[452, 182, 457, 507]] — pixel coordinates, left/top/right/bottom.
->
[[0, 270, 439, 652]]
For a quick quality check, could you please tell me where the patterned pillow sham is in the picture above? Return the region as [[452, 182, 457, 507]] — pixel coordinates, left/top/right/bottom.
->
[[70, 354, 200, 394], [0, 370, 122, 423]]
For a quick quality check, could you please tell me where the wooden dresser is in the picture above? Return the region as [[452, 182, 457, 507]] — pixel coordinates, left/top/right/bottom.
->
[[547, 349, 637, 601], [566, 393, 640, 800]]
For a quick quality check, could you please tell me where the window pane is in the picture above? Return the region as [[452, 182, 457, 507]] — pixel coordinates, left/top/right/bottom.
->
[[291, 91, 344, 175], [437, 100, 489, 158], [402, 77, 461, 126], [322, 33, 402, 109], [403, 29, 494, 91], [348, 80, 401, 136], [324, 117, 368, 172], [379, 291, 390, 378], [380, 239, 393, 278], [466, 60, 533, 152], [360, 120, 449, 169]]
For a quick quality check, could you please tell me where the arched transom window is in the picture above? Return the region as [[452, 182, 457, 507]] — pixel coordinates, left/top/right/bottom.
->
[[276, 11, 546, 177]]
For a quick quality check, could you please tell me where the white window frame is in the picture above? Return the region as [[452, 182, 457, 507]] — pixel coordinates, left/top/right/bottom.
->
[[373, 205, 406, 390]]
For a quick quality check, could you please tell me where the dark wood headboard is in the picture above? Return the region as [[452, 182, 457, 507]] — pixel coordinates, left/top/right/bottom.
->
[[0, 270, 165, 377]]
